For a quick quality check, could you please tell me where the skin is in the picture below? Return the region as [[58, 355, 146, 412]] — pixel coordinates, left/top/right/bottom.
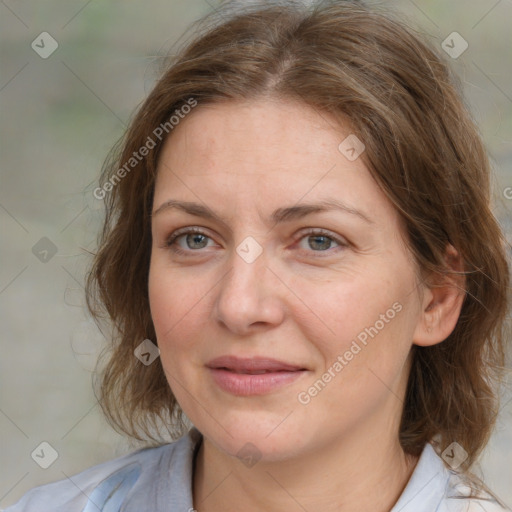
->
[[148, 97, 465, 512]]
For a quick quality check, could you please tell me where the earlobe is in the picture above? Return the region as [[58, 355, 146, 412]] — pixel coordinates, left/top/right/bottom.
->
[[413, 244, 466, 347]]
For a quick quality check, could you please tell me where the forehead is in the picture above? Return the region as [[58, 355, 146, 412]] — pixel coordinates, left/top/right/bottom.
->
[[158, 98, 341, 171], [153, 98, 397, 225]]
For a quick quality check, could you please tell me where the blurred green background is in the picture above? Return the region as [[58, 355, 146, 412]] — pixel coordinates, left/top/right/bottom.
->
[[1, 0, 511, 508]]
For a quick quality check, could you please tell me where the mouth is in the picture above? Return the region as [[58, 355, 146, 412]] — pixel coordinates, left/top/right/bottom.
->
[[218, 368, 293, 374], [206, 355, 307, 373], [206, 355, 308, 396]]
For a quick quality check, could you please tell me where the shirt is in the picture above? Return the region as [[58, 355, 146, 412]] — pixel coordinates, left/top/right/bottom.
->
[[3, 427, 510, 512]]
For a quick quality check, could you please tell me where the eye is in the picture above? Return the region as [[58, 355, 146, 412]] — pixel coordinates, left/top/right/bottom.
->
[[163, 226, 348, 257], [296, 228, 348, 255], [164, 227, 216, 254]]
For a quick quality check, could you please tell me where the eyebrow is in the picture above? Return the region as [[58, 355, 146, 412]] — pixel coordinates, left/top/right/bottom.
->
[[152, 198, 374, 225]]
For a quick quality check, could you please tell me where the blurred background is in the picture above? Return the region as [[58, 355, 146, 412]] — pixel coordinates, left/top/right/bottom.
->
[[1, 0, 511, 508]]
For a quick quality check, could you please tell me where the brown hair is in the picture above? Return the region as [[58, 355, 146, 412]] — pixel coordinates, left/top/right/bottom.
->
[[86, 0, 510, 475]]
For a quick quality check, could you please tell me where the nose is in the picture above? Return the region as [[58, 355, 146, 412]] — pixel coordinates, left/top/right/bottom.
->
[[213, 242, 286, 336]]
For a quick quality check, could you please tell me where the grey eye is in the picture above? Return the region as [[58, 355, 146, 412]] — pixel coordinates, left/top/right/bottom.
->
[[305, 235, 337, 251], [182, 233, 210, 249]]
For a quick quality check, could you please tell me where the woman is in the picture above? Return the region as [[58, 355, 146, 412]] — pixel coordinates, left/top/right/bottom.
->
[[6, 0, 510, 510]]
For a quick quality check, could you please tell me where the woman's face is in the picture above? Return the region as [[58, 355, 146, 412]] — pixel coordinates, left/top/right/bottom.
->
[[149, 98, 427, 461]]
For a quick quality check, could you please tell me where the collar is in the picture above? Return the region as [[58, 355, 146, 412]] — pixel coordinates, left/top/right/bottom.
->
[[390, 443, 449, 511], [174, 429, 449, 512]]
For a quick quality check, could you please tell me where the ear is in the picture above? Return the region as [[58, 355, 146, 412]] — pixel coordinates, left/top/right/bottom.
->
[[413, 244, 466, 347]]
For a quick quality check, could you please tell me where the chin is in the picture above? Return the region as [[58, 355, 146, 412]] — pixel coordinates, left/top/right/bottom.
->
[[195, 410, 313, 463]]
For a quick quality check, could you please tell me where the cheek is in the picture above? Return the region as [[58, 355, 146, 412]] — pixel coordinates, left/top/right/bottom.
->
[[293, 267, 417, 404], [149, 255, 196, 326], [293, 269, 407, 351], [148, 260, 214, 361], [148, 265, 206, 399], [298, 282, 415, 423]]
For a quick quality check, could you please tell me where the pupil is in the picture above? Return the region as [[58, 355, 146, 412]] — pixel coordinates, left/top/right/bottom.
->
[[310, 235, 330, 251], [188, 233, 207, 249]]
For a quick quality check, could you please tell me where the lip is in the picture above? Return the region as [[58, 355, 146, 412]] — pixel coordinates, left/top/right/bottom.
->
[[207, 355, 306, 373], [206, 355, 308, 396]]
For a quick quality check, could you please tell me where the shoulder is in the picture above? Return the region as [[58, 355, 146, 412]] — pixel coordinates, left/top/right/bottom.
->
[[392, 443, 511, 512], [2, 445, 170, 512], [2, 428, 200, 512], [439, 473, 511, 512]]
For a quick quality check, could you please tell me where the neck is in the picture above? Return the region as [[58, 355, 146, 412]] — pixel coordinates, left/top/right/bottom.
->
[[192, 421, 419, 512]]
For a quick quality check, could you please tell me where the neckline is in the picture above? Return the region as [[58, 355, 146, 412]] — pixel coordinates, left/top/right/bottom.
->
[[185, 429, 446, 512]]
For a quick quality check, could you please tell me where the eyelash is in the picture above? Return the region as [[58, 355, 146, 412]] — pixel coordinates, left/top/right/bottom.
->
[[163, 227, 348, 257]]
